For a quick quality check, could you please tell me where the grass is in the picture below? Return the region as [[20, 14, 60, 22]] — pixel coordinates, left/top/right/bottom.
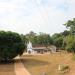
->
[[21, 52, 75, 75], [0, 60, 15, 75], [72, 54, 75, 61]]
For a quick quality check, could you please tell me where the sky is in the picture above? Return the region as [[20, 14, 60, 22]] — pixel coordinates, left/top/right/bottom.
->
[[0, 0, 75, 35]]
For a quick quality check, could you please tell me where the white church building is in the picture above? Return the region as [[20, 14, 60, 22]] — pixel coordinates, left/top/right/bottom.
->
[[27, 41, 57, 54], [27, 41, 34, 54]]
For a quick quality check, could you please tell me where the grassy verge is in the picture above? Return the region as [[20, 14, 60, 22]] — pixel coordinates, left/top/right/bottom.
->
[[21, 52, 73, 75]]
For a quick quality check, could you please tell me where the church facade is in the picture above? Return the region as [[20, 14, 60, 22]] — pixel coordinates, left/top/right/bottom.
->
[[27, 41, 57, 54]]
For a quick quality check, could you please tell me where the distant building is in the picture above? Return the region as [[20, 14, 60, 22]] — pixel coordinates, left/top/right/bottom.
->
[[48, 45, 57, 53], [27, 41, 34, 54], [27, 41, 57, 54]]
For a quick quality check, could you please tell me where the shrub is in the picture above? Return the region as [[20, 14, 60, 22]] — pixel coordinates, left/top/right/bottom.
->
[[65, 35, 75, 53], [58, 64, 70, 74], [0, 31, 25, 61]]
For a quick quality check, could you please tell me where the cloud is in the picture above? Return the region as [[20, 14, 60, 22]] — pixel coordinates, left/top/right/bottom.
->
[[0, 0, 75, 35]]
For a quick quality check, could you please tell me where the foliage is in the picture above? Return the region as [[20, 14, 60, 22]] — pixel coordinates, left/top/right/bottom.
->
[[0, 31, 25, 61], [58, 64, 70, 74], [61, 30, 70, 36], [26, 31, 53, 47], [60, 18, 75, 52], [64, 18, 75, 35], [21, 34, 28, 48], [52, 33, 63, 49], [65, 35, 75, 52], [36, 33, 53, 46]]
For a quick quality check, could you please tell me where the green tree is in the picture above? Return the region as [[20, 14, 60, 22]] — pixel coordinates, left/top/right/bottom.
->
[[0, 31, 25, 61], [63, 18, 75, 52], [25, 31, 36, 42], [21, 34, 28, 46], [65, 35, 75, 52], [35, 33, 53, 47], [25, 32, 53, 47], [61, 30, 70, 36], [52, 33, 63, 49], [64, 18, 75, 35]]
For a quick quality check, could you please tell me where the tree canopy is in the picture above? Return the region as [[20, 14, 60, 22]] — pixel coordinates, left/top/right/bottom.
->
[[0, 31, 25, 61], [62, 18, 75, 52], [64, 18, 75, 35], [25, 31, 53, 47]]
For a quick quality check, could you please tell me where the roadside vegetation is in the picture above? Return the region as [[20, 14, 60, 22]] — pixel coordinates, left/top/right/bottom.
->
[[22, 18, 75, 53], [0, 31, 25, 61], [0, 18, 74, 61], [0, 18, 74, 75]]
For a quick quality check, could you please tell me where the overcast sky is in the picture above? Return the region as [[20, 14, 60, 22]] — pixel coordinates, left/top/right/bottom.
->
[[0, 0, 75, 35]]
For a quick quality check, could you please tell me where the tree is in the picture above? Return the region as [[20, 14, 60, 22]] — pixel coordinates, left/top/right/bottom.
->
[[25, 31, 36, 42], [0, 31, 25, 61], [63, 18, 75, 52], [25, 32, 53, 47], [52, 33, 63, 49], [64, 18, 75, 35], [61, 30, 70, 36], [34, 33, 53, 47], [21, 34, 28, 46], [65, 35, 75, 52]]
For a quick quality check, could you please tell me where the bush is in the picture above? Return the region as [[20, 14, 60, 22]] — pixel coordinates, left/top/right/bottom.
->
[[58, 64, 70, 74], [65, 35, 75, 53], [0, 31, 25, 61], [53, 37, 63, 49]]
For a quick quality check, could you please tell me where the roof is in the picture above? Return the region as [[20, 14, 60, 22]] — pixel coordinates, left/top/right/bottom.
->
[[33, 47, 46, 50]]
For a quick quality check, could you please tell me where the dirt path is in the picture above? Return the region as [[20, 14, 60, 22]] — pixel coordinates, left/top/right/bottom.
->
[[14, 56, 31, 75]]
